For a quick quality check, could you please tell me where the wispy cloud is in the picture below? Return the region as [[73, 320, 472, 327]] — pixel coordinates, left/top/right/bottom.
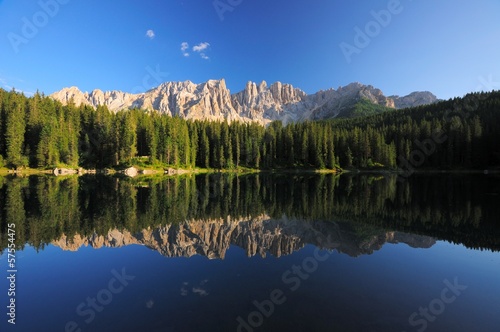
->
[[0, 76, 33, 95], [146, 29, 155, 39], [193, 42, 211, 60], [0, 77, 8, 87], [0, 77, 14, 91], [181, 42, 211, 60], [181, 42, 190, 57], [193, 42, 210, 52]]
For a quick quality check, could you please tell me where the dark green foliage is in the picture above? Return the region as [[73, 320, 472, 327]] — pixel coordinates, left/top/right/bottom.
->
[[342, 98, 393, 118], [327, 91, 500, 170], [0, 88, 499, 170], [4, 91, 26, 167]]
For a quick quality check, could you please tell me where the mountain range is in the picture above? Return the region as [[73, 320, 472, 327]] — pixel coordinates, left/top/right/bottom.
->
[[51, 80, 438, 125]]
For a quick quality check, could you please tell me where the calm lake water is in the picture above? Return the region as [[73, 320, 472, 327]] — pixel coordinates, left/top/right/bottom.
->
[[1, 173, 499, 332]]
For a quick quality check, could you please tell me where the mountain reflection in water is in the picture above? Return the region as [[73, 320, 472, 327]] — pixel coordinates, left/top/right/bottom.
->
[[51, 215, 436, 258]]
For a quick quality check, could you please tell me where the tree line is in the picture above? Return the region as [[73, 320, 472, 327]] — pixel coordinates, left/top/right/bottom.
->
[[0, 88, 499, 170]]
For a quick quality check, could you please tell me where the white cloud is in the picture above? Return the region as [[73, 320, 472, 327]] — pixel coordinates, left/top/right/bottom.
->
[[193, 42, 210, 52], [181, 42, 211, 59], [181, 42, 190, 57], [146, 30, 155, 39]]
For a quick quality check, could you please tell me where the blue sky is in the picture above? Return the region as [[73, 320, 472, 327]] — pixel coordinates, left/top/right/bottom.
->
[[1, 0, 499, 99]]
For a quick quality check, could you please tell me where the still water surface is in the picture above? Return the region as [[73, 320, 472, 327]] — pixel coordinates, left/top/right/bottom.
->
[[0, 173, 499, 331]]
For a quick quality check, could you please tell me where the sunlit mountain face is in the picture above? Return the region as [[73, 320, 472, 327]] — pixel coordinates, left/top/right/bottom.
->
[[50, 81, 438, 124]]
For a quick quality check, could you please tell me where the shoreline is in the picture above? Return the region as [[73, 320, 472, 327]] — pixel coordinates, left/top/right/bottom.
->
[[1, 166, 499, 177]]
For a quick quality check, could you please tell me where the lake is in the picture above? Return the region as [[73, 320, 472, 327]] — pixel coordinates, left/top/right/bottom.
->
[[1, 173, 499, 332]]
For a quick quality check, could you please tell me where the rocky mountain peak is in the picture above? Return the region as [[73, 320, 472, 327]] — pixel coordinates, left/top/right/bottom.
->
[[258, 80, 267, 92], [51, 86, 87, 105], [390, 91, 439, 109], [50, 80, 438, 125]]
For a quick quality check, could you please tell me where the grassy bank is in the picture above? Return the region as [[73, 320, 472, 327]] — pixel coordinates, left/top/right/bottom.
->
[[0, 167, 53, 176]]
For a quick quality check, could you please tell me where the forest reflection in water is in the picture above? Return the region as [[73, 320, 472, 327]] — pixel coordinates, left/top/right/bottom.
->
[[1, 172, 499, 256]]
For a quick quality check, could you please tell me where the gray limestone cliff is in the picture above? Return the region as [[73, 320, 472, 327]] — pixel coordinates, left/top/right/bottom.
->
[[51, 81, 438, 125]]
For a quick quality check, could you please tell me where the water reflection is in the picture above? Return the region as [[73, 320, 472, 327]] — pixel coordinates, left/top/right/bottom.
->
[[0, 173, 499, 254], [1, 173, 499, 332], [50, 215, 436, 259]]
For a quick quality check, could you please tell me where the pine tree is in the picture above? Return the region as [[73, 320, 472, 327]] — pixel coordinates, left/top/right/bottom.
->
[[232, 126, 241, 168], [345, 147, 353, 168], [326, 127, 335, 169], [5, 92, 27, 168], [199, 126, 210, 168], [115, 111, 137, 165]]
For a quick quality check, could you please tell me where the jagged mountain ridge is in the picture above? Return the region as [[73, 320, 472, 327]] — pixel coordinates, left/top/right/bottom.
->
[[389, 91, 440, 109], [51, 80, 438, 125], [51, 215, 436, 259]]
